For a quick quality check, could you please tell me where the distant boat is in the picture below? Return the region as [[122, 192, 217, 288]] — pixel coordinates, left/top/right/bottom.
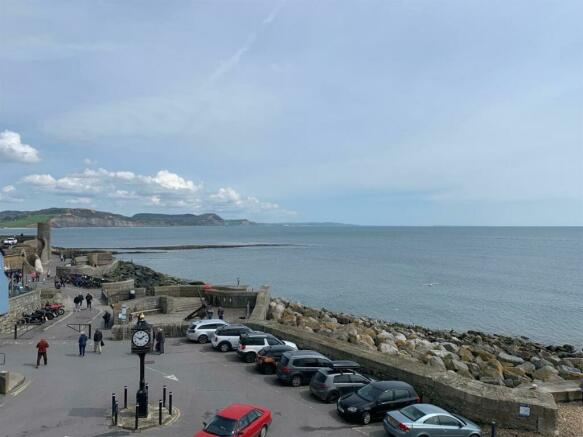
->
[[424, 282, 440, 287]]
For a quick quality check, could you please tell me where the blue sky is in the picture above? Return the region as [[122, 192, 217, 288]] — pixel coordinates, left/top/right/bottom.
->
[[0, 0, 581, 225]]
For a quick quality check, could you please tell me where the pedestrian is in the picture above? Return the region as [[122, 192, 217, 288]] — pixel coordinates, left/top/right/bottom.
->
[[36, 338, 49, 368], [207, 304, 213, 319], [156, 328, 165, 355], [73, 295, 80, 311], [218, 306, 224, 320], [236, 277, 240, 286], [85, 292, 93, 311], [78, 331, 88, 356], [78, 294, 84, 310], [102, 311, 112, 329], [93, 329, 103, 354]]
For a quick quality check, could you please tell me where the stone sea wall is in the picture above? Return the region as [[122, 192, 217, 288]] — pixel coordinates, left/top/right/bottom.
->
[[268, 298, 583, 388]]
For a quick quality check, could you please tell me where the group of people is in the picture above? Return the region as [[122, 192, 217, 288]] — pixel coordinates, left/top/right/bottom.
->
[[77, 329, 104, 356], [73, 293, 93, 311]]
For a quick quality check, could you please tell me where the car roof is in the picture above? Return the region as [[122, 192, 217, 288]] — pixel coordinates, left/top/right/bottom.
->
[[371, 380, 414, 390], [241, 331, 272, 338], [284, 350, 327, 358], [217, 403, 256, 419], [331, 360, 360, 368], [414, 403, 449, 415], [218, 324, 249, 329], [262, 344, 294, 352], [193, 319, 225, 325]]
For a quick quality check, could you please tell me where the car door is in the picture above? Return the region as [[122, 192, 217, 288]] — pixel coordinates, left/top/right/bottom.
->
[[437, 415, 465, 437], [373, 389, 394, 419], [236, 415, 250, 437], [419, 415, 444, 436], [393, 388, 413, 409], [300, 358, 319, 382], [333, 374, 352, 395], [245, 410, 264, 437]]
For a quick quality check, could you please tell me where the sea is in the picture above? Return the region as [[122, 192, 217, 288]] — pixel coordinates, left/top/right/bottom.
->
[[12, 225, 583, 348]]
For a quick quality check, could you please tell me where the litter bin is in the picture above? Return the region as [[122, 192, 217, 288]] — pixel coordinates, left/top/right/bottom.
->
[[129, 289, 136, 300]]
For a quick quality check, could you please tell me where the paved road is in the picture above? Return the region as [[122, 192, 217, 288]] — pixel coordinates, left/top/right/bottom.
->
[[1, 288, 387, 437]]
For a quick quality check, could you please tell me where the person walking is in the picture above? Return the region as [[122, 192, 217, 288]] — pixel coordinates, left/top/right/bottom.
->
[[78, 331, 88, 356], [85, 292, 93, 311], [156, 328, 165, 355], [73, 295, 80, 311], [93, 329, 103, 354], [217, 306, 225, 320], [78, 294, 85, 310], [36, 338, 49, 368], [102, 311, 112, 329]]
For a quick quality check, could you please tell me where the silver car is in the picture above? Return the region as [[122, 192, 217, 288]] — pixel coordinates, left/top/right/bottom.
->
[[383, 404, 481, 437], [186, 319, 228, 343]]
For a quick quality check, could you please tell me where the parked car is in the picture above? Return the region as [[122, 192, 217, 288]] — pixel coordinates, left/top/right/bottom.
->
[[2, 237, 17, 246], [237, 332, 297, 363], [255, 345, 297, 374], [276, 350, 360, 387], [211, 324, 252, 352], [337, 381, 419, 425], [383, 403, 481, 437], [193, 403, 272, 437], [187, 319, 228, 343], [310, 368, 374, 403]]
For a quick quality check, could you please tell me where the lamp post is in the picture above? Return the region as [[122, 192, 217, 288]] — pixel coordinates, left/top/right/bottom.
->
[[131, 313, 153, 417]]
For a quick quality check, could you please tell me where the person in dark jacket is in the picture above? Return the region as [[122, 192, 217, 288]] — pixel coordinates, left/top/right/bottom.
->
[[102, 311, 112, 329], [93, 329, 103, 354], [155, 328, 165, 354], [36, 338, 49, 368], [85, 292, 93, 311], [78, 332, 88, 356]]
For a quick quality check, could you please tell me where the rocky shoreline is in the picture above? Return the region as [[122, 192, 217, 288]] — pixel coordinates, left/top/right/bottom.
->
[[268, 297, 583, 388]]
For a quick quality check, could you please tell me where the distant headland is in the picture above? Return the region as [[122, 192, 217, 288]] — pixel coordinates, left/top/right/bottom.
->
[[0, 208, 253, 228]]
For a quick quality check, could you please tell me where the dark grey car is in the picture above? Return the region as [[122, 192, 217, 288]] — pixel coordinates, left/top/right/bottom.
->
[[309, 368, 374, 403], [383, 404, 481, 437]]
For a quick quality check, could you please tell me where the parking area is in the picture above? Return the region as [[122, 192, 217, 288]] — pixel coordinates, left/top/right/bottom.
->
[[0, 335, 388, 437]]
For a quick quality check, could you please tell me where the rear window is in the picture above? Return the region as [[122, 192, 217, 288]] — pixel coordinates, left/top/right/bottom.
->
[[242, 336, 265, 346], [400, 405, 424, 422], [314, 372, 327, 383]]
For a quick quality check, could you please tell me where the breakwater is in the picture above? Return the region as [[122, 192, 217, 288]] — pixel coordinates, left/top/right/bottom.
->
[[268, 298, 583, 388]]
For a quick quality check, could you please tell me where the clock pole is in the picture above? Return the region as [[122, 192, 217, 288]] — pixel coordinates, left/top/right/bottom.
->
[[131, 313, 151, 418], [136, 351, 148, 417]]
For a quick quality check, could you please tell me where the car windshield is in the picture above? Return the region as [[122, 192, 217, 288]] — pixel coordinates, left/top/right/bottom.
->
[[356, 384, 383, 401], [452, 413, 467, 425], [204, 415, 237, 436], [400, 405, 425, 422]]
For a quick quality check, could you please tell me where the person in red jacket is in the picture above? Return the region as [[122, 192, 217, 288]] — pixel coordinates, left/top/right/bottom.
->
[[36, 338, 49, 368]]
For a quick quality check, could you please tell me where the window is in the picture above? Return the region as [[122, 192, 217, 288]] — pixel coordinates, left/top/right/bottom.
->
[[204, 415, 237, 436], [333, 374, 351, 384], [203, 324, 219, 329], [237, 416, 250, 430], [378, 390, 394, 402], [302, 358, 320, 367], [220, 329, 234, 336], [247, 410, 262, 423], [423, 416, 440, 425], [438, 415, 461, 427], [316, 358, 332, 367], [349, 375, 368, 384], [267, 337, 280, 346], [394, 389, 410, 400]]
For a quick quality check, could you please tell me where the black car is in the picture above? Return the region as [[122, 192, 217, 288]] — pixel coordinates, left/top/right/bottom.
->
[[336, 380, 419, 425], [256, 345, 297, 374]]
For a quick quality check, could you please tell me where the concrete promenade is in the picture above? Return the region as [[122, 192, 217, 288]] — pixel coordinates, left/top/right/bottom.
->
[[0, 285, 387, 437]]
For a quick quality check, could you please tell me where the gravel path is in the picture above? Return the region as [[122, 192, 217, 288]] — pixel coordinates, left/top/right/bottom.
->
[[480, 403, 583, 437]]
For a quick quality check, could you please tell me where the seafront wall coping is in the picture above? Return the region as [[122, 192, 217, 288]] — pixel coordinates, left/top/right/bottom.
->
[[245, 320, 558, 436]]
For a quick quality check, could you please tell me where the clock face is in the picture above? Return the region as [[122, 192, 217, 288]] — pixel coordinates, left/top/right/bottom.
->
[[132, 330, 150, 347]]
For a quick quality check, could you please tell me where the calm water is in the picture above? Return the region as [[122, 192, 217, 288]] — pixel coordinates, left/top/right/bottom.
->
[[35, 226, 583, 347]]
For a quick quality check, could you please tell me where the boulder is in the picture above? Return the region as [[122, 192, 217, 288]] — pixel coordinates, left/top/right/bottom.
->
[[359, 334, 376, 350], [393, 332, 407, 342], [442, 342, 460, 354], [533, 365, 561, 382], [378, 342, 399, 355], [498, 352, 524, 365], [427, 356, 447, 371], [557, 365, 583, 380], [458, 346, 475, 362], [375, 330, 395, 345], [516, 362, 536, 375]]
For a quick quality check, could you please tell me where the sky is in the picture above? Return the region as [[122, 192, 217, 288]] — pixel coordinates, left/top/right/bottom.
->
[[0, 0, 581, 225]]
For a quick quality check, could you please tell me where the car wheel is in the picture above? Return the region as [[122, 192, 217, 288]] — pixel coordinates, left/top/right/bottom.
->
[[361, 412, 371, 425], [58, 308, 65, 315], [326, 391, 340, 403], [245, 352, 256, 363], [219, 342, 230, 352], [198, 335, 208, 344], [291, 375, 302, 387], [259, 425, 268, 437], [263, 365, 275, 375]]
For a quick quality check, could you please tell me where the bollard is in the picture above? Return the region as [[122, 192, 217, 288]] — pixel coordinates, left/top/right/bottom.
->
[[135, 404, 139, 430], [163, 385, 167, 407], [111, 393, 116, 418], [169, 392, 173, 415], [114, 401, 118, 426], [159, 400, 163, 425], [146, 383, 149, 394], [14, 324, 17, 340], [491, 420, 497, 437], [124, 385, 128, 409]]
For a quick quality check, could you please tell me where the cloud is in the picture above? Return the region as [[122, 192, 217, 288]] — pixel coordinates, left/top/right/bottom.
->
[[84, 158, 97, 166], [17, 167, 289, 218], [0, 130, 41, 163], [2, 185, 15, 193]]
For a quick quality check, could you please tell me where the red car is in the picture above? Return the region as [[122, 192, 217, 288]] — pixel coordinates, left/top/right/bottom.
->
[[194, 404, 272, 437]]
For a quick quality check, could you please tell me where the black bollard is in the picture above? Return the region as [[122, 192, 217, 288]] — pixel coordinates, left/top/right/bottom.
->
[[135, 404, 139, 430], [169, 392, 173, 415], [159, 400, 163, 425], [14, 324, 17, 340], [124, 385, 128, 409], [146, 383, 149, 394], [163, 385, 167, 407], [114, 401, 118, 426], [491, 420, 497, 437], [111, 393, 116, 417]]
